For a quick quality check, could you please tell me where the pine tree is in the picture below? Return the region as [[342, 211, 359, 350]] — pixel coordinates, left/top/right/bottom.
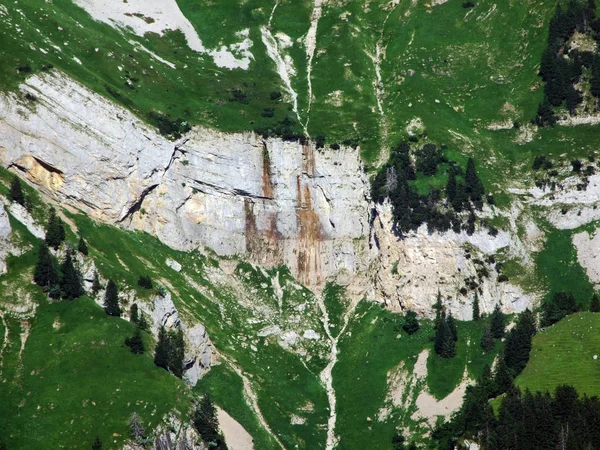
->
[[490, 304, 505, 339], [33, 242, 58, 289], [154, 326, 170, 371], [103, 279, 121, 317], [130, 303, 139, 324], [402, 310, 420, 335], [125, 329, 145, 354], [447, 313, 458, 342], [193, 394, 226, 449], [9, 176, 25, 206], [45, 207, 65, 250], [494, 356, 513, 395], [59, 251, 84, 299], [472, 293, 480, 321], [481, 327, 494, 351], [452, 181, 468, 212], [137, 275, 153, 289], [91, 270, 101, 295], [591, 293, 600, 312], [433, 291, 443, 328], [92, 437, 103, 450], [168, 328, 185, 378], [78, 237, 88, 256], [445, 166, 457, 204], [434, 312, 456, 358], [465, 158, 485, 206], [138, 312, 149, 331]]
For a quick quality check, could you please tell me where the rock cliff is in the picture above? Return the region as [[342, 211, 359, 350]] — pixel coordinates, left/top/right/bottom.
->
[[0, 71, 537, 318]]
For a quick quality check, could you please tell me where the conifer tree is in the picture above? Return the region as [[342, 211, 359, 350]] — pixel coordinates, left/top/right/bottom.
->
[[193, 394, 226, 449], [480, 327, 494, 352], [78, 237, 88, 256], [33, 242, 58, 289], [490, 304, 505, 339], [103, 279, 121, 317], [92, 437, 102, 450], [138, 312, 149, 331], [125, 329, 145, 354], [445, 166, 457, 204], [45, 207, 65, 250], [434, 312, 456, 358], [433, 291, 443, 328], [59, 251, 84, 299], [130, 303, 139, 325], [168, 328, 185, 378], [465, 158, 485, 205], [91, 270, 101, 295], [591, 293, 600, 312], [493, 356, 513, 395], [447, 313, 458, 342], [9, 176, 25, 206], [402, 310, 420, 335], [154, 326, 170, 371], [452, 181, 468, 212], [472, 293, 480, 321]]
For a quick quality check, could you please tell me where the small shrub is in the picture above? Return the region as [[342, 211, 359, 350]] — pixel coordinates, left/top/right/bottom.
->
[[270, 91, 282, 100], [498, 274, 509, 282], [137, 275, 153, 290], [462, 1, 475, 8]]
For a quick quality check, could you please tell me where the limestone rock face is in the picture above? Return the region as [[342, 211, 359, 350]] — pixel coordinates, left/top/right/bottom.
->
[[369, 204, 534, 319], [0, 71, 370, 289], [0, 71, 538, 319]]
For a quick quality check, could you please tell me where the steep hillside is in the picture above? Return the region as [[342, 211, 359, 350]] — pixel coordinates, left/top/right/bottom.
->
[[3, 0, 600, 449]]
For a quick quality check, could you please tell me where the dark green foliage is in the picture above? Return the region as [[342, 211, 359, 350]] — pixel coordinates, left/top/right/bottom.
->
[[91, 270, 101, 295], [78, 237, 88, 256], [45, 207, 66, 250], [137, 275, 153, 290], [542, 291, 578, 327], [154, 326, 170, 371], [153, 326, 185, 377], [445, 166, 457, 204], [147, 111, 190, 139], [193, 394, 227, 449], [269, 91, 282, 100], [480, 327, 494, 351], [465, 158, 484, 207], [103, 279, 121, 317], [493, 356, 514, 396], [168, 328, 185, 378], [591, 293, 600, 312], [128, 412, 146, 443], [535, 100, 557, 126], [59, 252, 84, 299], [447, 313, 458, 342], [571, 159, 583, 173], [9, 176, 25, 206], [92, 437, 102, 450], [138, 312, 149, 332], [415, 143, 441, 176], [536, 0, 598, 124], [433, 291, 443, 328], [391, 433, 405, 450], [402, 310, 420, 335], [33, 242, 58, 289], [434, 312, 456, 358], [439, 381, 600, 450], [130, 303, 139, 324], [503, 309, 536, 377], [490, 304, 505, 339], [125, 329, 145, 354], [452, 181, 468, 212], [472, 293, 480, 321]]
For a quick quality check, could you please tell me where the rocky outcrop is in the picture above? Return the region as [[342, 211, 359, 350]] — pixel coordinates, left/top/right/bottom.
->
[[0, 71, 537, 319], [0, 71, 370, 289], [369, 204, 534, 319], [0, 205, 12, 274]]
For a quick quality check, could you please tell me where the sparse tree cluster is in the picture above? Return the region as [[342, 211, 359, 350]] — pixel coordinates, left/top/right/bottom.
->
[[9, 176, 25, 207], [154, 326, 185, 378], [536, 1, 600, 126], [542, 291, 578, 327], [371, 142, 487, 235]]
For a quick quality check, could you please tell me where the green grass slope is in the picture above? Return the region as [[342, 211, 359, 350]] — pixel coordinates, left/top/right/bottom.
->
[[517, 312, 600, 398]]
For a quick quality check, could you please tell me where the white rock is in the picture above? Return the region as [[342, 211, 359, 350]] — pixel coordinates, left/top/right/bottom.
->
[[303, 329, 320, 340], [166, 257, 182, 272]]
